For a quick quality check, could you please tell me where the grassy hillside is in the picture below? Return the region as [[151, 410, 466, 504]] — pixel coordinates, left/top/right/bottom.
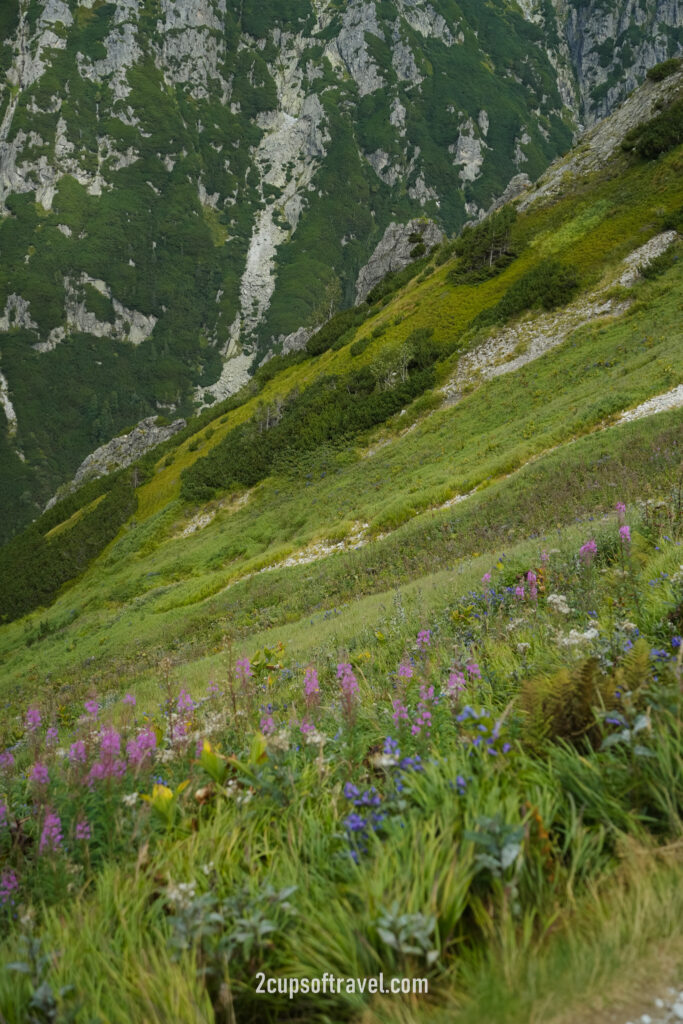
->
[[0, 78, 682, 1023]]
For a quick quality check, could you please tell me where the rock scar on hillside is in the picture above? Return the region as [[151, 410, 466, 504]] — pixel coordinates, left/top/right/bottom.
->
[[443, 230, 678, 405]]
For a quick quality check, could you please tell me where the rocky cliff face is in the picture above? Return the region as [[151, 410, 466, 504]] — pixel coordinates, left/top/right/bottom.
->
[[0, 0, 679, 539]]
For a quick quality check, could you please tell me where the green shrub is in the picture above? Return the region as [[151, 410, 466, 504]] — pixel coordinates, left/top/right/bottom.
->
[[473, 259, 581, 329], [646, 57, 682, 82]]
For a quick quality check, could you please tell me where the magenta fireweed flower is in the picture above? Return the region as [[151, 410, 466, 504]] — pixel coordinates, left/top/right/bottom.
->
[[100, 729, 121, 758], [30, 761, 49, 786], [75, 820, 91, 841], [260, 714, 275, 735], [26, 706, 41, 732], [527, 570, 538, 600], [177, 689, 195, 715], [416, 629, 431, 650], [392, 698, 410, 726], [126, 728, 156, 767], [300, 718, 315, 735], [397, 660, 413, 679], [87, 759, 126, 785], [45, 726, 59, 747], [122, 693, 136, 707], [579, 539, 598, 565], [620, 524, 631, 544], [337, 663, 359, 696], [39, 810, 62, 854], [616, 502, 626, 521], [0, 870, 19, 905], [540, 550, 549, 564], [466, 662, 481, 679], [235, 658, 253, 683], [68, 740, 87, 765], [447, 669, 466, 695], [482, 572, 492, 584], [84, 700, 99, 718], [412, 684, 435, 737], [206, 681, 219, 697], [304, 667, 319, 697], [515, 585, 525, 600], [0, 749, 14, 771]]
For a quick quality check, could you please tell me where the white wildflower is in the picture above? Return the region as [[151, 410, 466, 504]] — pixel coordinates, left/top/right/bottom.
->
[[547, 594, 571, 615], [122, 792, 139, 807]]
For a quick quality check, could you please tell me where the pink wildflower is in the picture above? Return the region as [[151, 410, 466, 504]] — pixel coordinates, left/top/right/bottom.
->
[[0, 870, 19, 906], [122, 693, 136, 707], [337, 663, 358, 696], [397, 660, 413, 679], [68, 740, 86, 765], [0, 749, 14, 771], [30, 761, 49, 786], [482, 572, 492, 585], [392, 698, 410, 727], [177, 689, 195, 715], [304, 667, 319, 697], [84, 700, 99, 718], [515, 585, 525, 600], [579, 539, 597, 565], [75, 820, 91, 841], [26, 706, 41, 732], [416, 629, 431, 650], [39, 810, 62, 854], [466, 662, 482, 678], [620, 524, 631, 544], [260, 714, 275, 735], [447, 669, 466, 695], [235, 658, 253, 684]]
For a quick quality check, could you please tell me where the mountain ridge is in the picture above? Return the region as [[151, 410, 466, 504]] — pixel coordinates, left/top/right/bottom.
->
[[0, 0, 681, 538]]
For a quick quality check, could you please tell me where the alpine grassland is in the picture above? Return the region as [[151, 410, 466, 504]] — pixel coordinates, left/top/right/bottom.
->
[[0, 70, 682, 1023]]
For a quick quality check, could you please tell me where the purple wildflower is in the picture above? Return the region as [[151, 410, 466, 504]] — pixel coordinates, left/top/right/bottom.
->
[[100, 729, 121, 758], [177, 689, 195, 715], [26, 706, 41, 733], [337, 663, 359, 696], [616, 502, 626, 521], [0, 749, 14, 771], [84, 700, 99, 718], [392, 697, 409, 726], [447, 669, 466, 695], [235, 658, 253, 684], [482, 572, 492, 585], [45, 726, 59, 747], [527, 570, 538, 600], [300, 719, 315, 735], [39, 810, 62, 855], [619, 524, 631, 544], [68, 740, 87, 765], [0, 871, 19, 906], [126, 728, 156, 767], [260, 714, 275, 735], [579, 539, 598, 565], [397, 660, 413, 679], [75, 820, 91, 842], [515, 585, 525, 600], [30, 762, 49, 786], [122, 693, 137, 707], [416, 629, 431, 650], [304, 667, 319, 697], [206, 682, 219, 697], [466, 662, 481, 678]]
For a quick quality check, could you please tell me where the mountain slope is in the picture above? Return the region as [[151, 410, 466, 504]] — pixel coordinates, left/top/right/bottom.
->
[[0, 65, 681, 690], [0, 0, 681, 537]]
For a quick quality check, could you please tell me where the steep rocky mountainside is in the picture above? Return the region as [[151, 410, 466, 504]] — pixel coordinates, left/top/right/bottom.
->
[[0, 0, 680, 538]]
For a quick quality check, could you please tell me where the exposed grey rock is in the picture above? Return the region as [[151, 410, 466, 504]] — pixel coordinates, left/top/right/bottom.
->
[[280, 326, 313, 354], [450, 118, 488, 182], [325, 1, 386, 96], [355, 219, 443, 303], [0, 369, 18, 437], [0, 294, 39, 334], [518, 66, 683, 211], [45, 416, 187, 509]]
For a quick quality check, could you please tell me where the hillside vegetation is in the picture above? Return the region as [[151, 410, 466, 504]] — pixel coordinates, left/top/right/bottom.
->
[[0, 72, 682, 1023]]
